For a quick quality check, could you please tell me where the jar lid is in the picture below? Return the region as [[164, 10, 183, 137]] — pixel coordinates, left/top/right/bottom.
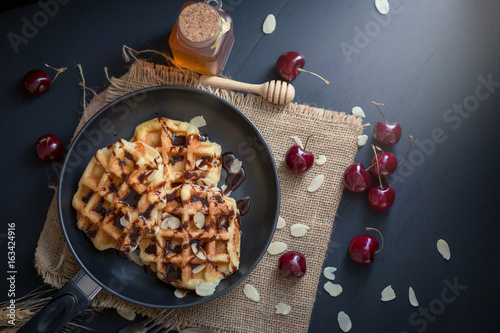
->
[[178, 3, 220, 45]]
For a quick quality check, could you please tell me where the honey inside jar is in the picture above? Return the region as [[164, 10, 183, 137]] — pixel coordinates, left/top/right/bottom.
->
[[169, 1, 234, 76]]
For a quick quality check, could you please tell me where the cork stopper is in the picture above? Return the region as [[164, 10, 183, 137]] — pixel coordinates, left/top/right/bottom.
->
[[178, 3, 220, 44]]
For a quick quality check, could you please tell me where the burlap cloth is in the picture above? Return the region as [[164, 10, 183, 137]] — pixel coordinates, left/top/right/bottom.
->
[[34, 48, 363, 333]]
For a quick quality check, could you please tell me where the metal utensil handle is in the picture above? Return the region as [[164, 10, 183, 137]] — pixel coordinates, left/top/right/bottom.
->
[[17, 270, 101, 333]]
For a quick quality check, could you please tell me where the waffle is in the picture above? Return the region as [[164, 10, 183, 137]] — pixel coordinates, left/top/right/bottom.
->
[[72, 139, 166, 254], [131, 117, 222, 189], [139, 183, 241, 291], [73, 117, 242, 294]]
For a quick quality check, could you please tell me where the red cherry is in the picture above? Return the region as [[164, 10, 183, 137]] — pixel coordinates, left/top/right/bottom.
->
[[276, 51, 329, 84], [370, 152, 397, 179], [285, 138, 315, 175], [23, 69, 51, 96], [371, 101, 402, 146], [348, 227, 383, 265], [278, 251, 306, 280], [367, 184, 395, 211], [343, 163, 373, 193], [374, 122, 402, 146], [35, 134, 64, 162]]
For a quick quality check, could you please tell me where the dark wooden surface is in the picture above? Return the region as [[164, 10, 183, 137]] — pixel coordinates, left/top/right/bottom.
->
[[1, 1, 499, 332]]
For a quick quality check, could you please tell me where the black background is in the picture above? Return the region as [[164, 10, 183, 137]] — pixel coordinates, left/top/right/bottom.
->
[[1, 0, 500, 332]]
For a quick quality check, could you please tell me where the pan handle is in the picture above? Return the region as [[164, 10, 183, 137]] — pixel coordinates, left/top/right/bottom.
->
[[18, 270, 102, 333]]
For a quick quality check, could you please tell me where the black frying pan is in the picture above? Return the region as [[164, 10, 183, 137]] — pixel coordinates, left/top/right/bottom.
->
[[21, 86, 280, 332]]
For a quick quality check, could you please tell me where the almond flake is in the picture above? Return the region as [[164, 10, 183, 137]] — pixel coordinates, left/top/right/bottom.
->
[[243, 284, 260, 302], [437, 239, 451, 260], [315, 155, 327, 166], [375, 0, 390, 15], [229, 158, 242, 174], [119, 214, 130, 227], [192, 263, 206, 274], [337, 311, 352, 332], [196, 282, 217, 296], [275, 303, 291, 315], [409, 287, 419, 307], [381, 285, 396, 302], [352, 106, 366, 118], [193, 212, 205, 229], [323, 266, 337, 280], [276, 216, 286, 229], [161, 215, 181, 230], [221, 184, 228, 193], [191, 243, 207, 260], [200, 178, 216, 187], [324, 282, 343, 297], [146, 170, 159, 183], [262, 14, 276, 34], [267, 241, 287, 255], [128, 249, 144, 266], [195, 159, 208, 171], [290, 223, 310, 237], [307, 174, 324, 192], [174, 288, 187, 298], [357, 134, 369, 147], [290, 135, 304, 149], [189, 115, 207, 128], [117, 308, 136, 321]]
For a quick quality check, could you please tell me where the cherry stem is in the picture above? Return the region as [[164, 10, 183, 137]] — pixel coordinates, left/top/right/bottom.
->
[[371, 144, 383, 189], [366, 227, 384, 254], [297, 68, 330, 85], [303, 135, 313, 151], [371, 101, 388, 123], [45, 63, 67, 84], [398, 135, 414, 166]]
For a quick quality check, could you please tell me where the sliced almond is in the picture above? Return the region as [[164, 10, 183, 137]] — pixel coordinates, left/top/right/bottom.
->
[[262, 14, 276, 34], [146, 170, 159, 183], [200, 177, 216, 187], [357, 134, 369, 147], [189, 115, 207, 128], [323, 266, 337, 280], [128, 249, 144, 266], [290, 223, 310, 237], [381, 285, 396, 302], [409, 287, 419, 307], [174, 288, 187, 298], [229, 158, 242, 174], [192, 263, 206, 274], [193, 212, 205, 229], [337, 311, 352, 332], [315, 155, 327, 166], [243, 284, 260, 302], [161, 215, 181, 230], [307, 174, 324, 192], [275, 302, 291, 315], [191, 243, 207, 260], [290, 135, 304, 149], [375, 0, 390, 15], [352, 106, 366, 118], [119, 214, 130, 227], [195, 159, 208, 171], [324, 282, 343, 297], [437, 239, 451, 260], [196, 282, 217, 296], [267, 241, 287, 255], [116, 308, 136, 321], [221, 184, 228, 193], [276, 216, 286, 229]]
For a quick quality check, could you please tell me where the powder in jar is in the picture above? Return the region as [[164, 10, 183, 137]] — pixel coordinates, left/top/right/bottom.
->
[[178, 3, 219, 44]]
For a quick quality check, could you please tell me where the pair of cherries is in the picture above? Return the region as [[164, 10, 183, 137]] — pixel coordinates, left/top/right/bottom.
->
[[23, 64, 67, 162]]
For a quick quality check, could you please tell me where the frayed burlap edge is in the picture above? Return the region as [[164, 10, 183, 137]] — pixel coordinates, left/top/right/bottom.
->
[[33, 46, 363, 332]]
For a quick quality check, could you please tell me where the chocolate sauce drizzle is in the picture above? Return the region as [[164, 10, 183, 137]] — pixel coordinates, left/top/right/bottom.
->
[[221, 152, 245, 195], [236, 197, 251, 216]]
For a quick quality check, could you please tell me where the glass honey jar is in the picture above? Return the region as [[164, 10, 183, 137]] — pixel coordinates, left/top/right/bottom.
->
[[169, 0, 234, 76]]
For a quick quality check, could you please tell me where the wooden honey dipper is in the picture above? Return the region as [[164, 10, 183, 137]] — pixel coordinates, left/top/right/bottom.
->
[[199, 75, 295, 105]]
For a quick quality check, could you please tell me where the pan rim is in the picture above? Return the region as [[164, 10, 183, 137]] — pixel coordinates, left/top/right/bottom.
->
[[57, 85, 280, 308]]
